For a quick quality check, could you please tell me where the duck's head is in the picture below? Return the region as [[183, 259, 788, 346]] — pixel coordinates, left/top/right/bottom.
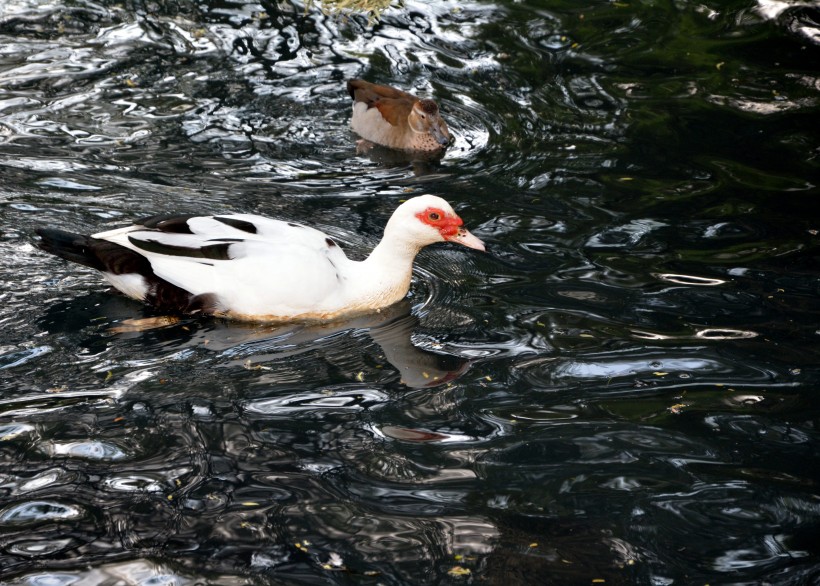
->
[[387, 195, 485, 252], [408, 100, 451, 148]]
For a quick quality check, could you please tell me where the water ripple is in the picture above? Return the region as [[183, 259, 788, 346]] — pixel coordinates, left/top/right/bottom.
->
[[41, 440, 129, 461], [244, 387, 389, 417], [0, 500, 83, 525]]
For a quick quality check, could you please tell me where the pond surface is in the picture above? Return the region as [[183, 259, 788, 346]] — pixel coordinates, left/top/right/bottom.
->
[[1, 0, 819, 583]]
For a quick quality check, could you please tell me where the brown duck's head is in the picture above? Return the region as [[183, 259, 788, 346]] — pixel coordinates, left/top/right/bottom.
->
[[408, 99, 451, 147]]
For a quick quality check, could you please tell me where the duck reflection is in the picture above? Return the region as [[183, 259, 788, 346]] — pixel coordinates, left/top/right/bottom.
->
[[39, 296, 468, 388], [354, 139, 449, 177], [200, 300, 468, 388]]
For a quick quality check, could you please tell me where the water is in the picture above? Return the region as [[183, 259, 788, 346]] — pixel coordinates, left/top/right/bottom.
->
[[1, 0, 819, 583]]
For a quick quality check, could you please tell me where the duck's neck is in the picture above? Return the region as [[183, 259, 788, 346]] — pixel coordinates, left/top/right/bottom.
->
[[347, 229, 421, 310]]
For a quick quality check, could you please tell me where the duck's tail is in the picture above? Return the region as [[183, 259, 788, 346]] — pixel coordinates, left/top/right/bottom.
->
[[35, 228, 107, 271], [35, 227, 154, 277], [36, 227, 221, 315]]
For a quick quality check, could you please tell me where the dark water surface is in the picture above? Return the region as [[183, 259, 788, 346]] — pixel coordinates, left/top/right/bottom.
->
[[1, 0, 819, 583]]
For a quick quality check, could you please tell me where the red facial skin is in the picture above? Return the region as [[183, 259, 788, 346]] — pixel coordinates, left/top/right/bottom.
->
[[415, 207, 463, 239]]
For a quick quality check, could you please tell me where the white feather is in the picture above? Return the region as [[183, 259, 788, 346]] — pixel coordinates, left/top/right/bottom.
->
[[103, 272, 149, 301], [351, 102, 402, 149]]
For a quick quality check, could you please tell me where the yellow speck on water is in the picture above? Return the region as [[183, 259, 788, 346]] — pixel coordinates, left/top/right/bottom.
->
[[167, 495, 173, 501], [653, 372, 669, 376], [529, 542, 539, 548], [241, 502, 260, 506], [355, 371, 365, 382], [619, 177, 634, 181], [485, 375, 493, 381], [448, 566, 471, 576], [716, 61, 725, 70]]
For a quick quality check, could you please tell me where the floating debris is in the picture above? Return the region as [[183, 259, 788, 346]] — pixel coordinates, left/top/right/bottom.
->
[[310, 0, 394, 22], [109, 316, 180, 333]]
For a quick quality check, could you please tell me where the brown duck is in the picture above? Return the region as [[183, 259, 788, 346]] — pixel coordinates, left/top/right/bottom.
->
[[347, 79, 451, 152]]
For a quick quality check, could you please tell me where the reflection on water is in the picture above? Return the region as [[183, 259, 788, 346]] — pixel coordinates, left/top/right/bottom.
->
[[1, 0, 820, 584]]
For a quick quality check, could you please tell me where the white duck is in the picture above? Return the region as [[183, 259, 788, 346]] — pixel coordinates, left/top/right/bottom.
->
[[36, 195, 485, 322]]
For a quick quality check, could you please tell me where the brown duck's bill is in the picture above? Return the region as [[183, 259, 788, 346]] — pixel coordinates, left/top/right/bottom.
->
[[432, 124, 451, 146], [448, 228, 485, 251]]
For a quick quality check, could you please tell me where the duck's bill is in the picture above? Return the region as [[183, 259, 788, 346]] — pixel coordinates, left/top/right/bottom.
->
[[448, 228, 485, 251], [432, 124, 451, 147]]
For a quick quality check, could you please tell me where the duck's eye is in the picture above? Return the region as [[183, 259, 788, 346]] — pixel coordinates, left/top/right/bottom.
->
[[428, 212, 441, 221]]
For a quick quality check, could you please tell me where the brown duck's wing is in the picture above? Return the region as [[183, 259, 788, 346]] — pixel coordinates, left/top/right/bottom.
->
[[374, 97, 415, 127], [347, 79, 416, 102], [347, 79, 417, 127]]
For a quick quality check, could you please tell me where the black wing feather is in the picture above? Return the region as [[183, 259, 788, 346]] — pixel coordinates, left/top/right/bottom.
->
[[136, 214, 196, 234], [214, 216, 258, 234], [127, 236, 235, 260]]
